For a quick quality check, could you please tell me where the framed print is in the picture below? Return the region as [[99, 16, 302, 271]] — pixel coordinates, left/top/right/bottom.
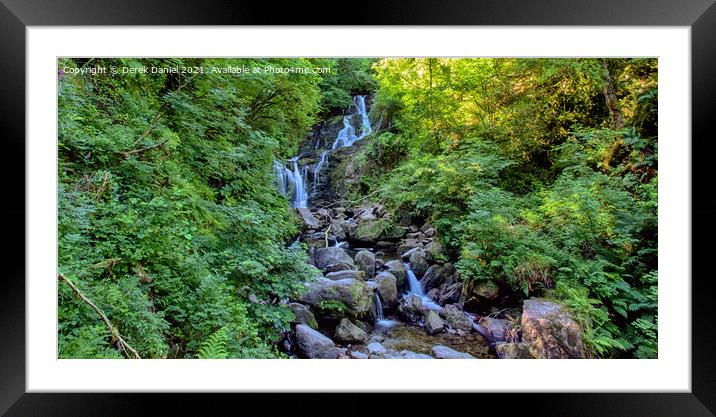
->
[[3, 0, 716, 415]]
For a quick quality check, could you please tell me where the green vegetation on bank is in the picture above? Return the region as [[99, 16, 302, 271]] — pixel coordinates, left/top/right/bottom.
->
[[354, 58, 657, 358]]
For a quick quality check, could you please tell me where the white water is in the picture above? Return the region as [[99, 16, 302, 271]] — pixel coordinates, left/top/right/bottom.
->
[[273, 157, 309, 208], [404, 262, 443, 311], [374, 294, 384, 320], [275, 95, 371, 209], [313, 150, 328, 190], [331, 95, 372, 150]]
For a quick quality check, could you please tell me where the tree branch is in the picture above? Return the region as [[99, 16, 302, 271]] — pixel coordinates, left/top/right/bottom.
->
[[58, 274, 141, 359]]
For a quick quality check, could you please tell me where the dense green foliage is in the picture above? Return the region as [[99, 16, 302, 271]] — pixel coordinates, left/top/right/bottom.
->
[[57, 58, 366, 358], [356, 58, 658, 358]]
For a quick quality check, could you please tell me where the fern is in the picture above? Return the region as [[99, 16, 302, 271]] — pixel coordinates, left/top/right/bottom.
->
[[197, 327, 229, 359]]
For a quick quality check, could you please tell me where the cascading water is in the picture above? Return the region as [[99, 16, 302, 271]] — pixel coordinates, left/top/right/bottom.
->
[[404, 262, 442, 311], [374, 294, 384, 320], [273, 157, 309, 208], [274, 95, 371, 209]]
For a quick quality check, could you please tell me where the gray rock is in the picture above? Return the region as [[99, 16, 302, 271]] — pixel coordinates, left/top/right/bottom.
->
[[334, 318, 369, 344], [474, 280, 500, 300], [431, 345, 475, 359], [426, 288, 440, 301], [299, 278, 375, 318], [423, 239, 442, 262], [437, 282, 462, 306], [325, 270, 366, 281], [521, 298, 587, 359], [420, 263, 455, 292], [375, 272, 398, 309], [324, 262, 355, 273], [296, 208, 320, 229], [388, 350, 434, 359], [288, 302, 318, 329], [354, 250, 375, 280], [314, 247, 355, 271], [349, 350, 368, 359], [496, 342, 534, 359], [409, 250, 429, 279], [440, 304, 474, 332], [479, 317, 512, 342], [397, 239, 422, 256], [384, 260, 407, 290], [367, 342, 387, 357], [295, 324, 338, 359], [424, 310, 446, 334], [398, 294, 424, 325]]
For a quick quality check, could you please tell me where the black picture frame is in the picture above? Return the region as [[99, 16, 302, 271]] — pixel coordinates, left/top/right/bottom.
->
[[2, 0, 714, 415]]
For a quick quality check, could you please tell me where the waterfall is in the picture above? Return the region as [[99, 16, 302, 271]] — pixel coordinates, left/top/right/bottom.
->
[[374, 294, 384, 320], [313, 150, 328, 190], [273, 157, 309, 208], [331, 95, 372, 150], [405, 262, 426, 297], [404, 262, 442, 311]]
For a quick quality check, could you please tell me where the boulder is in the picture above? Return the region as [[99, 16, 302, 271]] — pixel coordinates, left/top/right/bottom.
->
[[299, 278, 375, 318], [334, 318, 369, 344], [408, 250, 429, 279], [295, 324, 339, 359], [375, 272, 399, 309], [431, 345, 475, 359], [440, 304, 474, 332], [398, 294, 424, 325], [495, 342, 534, 359], [423, 239, 442, 262], [296, 208, 320, 230], [288, 302, 318, 329], [324, 262, 355, 273], [367, 342, 387, 358], [437, 282, 462, 306], [478, 317, 512, 342], [397, 239, 422, 256], [521, 298, 587, 359], [474, 280, 500, 300], [426, 288, 440, 301], [349, 350, 368, 359], [424, 310, 446, 335], [314, 247, 355, 271], [325, 270, 365, 281], [420, 263, 455, 293], [384, 260, 407, 290], [354, 250, 375, 279], [331, 220, 350, 241], [354, 219, 385, 242]]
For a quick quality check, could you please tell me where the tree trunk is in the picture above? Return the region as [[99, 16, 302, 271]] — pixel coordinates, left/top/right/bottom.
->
[[601, 60, 623, 129]]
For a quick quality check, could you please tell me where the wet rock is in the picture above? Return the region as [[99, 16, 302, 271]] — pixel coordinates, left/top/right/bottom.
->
[[325, 270, 365, 281], [354, 320, 373, 334], [289, 302, 318, 329], [521, 298, 587, 359], [409, 250, 429, 279], [367, 342, 387, 358], [427, 288, 440, 301], [397, 239, 422, 256], [478, 317, 512, 342], [420, 263, 455, 292], [349, 350, 368, 359], [334, 318, 369, 344], [495, 342, 534, 359], [375, 272, 398, 309], [375, 258, 385, 270], [431, 345, 475, 359], [437, 282, 462, 306], [384, 260, 407, 290], [354, 219, 384, 242], [296, 208, 320, 229], [314, 247, 355, 271], [398, 294, 424, 325], [424, 310, 446, 335], [295, 324, 339, 359], [299, 278, 375, 318], [440, 304, 474, 332], [401, 247, 420, 261], [354, 250, 375, 279]]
